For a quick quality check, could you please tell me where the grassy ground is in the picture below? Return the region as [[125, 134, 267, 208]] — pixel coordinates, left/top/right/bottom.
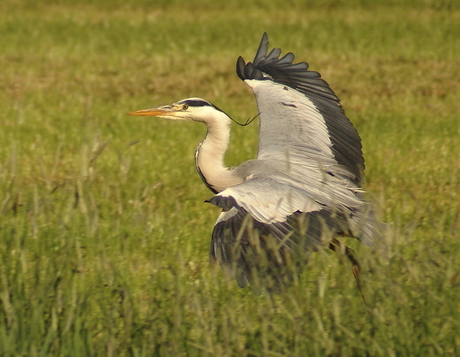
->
[[1, 0, 459, 355]]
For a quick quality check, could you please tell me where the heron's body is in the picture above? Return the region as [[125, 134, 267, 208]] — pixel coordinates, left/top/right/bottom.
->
[[129, 33, 383, 291]]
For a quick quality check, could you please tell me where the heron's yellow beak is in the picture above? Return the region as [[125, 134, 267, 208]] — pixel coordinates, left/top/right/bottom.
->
[[127, 107, 177, 117]]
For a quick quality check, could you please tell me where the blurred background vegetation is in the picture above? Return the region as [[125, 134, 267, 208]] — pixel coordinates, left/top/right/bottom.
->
[[0, 0, 459, 355]]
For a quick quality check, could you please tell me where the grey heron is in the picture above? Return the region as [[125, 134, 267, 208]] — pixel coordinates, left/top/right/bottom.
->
[[128, 33, 383, 292]]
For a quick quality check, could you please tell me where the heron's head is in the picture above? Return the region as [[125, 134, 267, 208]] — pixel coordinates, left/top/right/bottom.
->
[[128, 97, 227, 123]]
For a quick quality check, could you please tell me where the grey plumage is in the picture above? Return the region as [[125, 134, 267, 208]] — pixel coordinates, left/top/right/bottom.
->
[[237, 33, 364, 184]]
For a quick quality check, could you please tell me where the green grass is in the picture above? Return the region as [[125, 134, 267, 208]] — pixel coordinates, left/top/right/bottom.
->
[[1, 0, 459, 355]]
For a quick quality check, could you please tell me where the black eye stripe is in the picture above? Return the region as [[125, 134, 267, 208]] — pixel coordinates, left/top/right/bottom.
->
[[178, 99, 225, 113], [180, 99, 211, 107]]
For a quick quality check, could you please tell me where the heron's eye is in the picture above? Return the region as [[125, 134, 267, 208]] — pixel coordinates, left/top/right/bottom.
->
[[182, 104, 189, 110]]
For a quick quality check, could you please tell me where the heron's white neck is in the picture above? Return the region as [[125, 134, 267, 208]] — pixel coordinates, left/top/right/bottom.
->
[[195, 111, 242, 193]]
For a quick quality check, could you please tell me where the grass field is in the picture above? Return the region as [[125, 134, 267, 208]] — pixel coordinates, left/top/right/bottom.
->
[[1, 0, 459, 355]]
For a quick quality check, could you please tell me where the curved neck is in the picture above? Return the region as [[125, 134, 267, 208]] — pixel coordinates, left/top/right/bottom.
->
[[195, 112, 242, 193]]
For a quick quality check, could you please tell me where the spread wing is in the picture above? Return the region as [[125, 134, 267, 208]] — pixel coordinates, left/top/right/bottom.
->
[[236, 32, 364, 185], [209, 33, 381, 290], [208, 166, 373, 290], [209, 194, 346, 291]]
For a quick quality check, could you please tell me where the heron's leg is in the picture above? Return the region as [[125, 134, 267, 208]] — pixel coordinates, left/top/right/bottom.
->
[[328, 238, 366, 304]]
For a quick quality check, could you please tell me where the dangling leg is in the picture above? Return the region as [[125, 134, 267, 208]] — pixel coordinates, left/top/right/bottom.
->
[[329, 238, 366, 304]]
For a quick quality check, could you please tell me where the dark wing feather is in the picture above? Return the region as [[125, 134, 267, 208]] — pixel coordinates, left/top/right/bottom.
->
[[209, 195, 345, 292], [237, 33, 364, 185]]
